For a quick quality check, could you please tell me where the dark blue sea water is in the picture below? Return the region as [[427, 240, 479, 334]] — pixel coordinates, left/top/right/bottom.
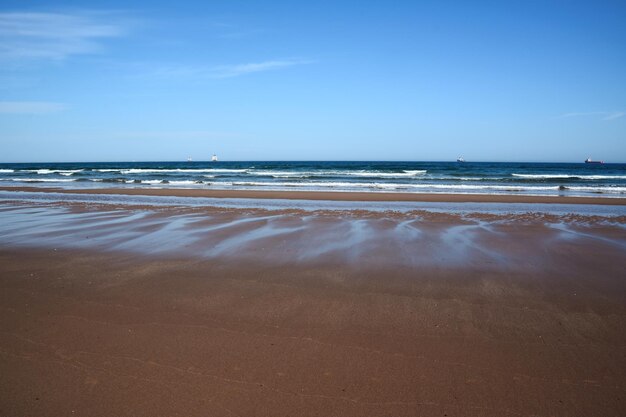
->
[[0, 161, 625, 197]]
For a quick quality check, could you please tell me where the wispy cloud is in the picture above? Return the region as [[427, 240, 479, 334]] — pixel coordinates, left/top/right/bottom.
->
[[149, 58, 313, 80], [558, 111, 605, 118], [603, 111, 625, 121], [0, 101, 66, 114], [212, 59, 311, 78], [558, 111, 625, 121], [0, 11, 129, 62]]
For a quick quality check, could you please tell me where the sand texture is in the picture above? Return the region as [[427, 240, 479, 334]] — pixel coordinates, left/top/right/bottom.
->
[[0, 200, 625, 416]]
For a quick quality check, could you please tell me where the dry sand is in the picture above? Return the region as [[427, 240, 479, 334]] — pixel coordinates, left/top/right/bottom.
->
[[0, 198, 625, 416]]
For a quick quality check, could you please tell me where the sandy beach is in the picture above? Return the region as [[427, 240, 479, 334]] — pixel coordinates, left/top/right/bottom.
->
[[0, 192, 625, 416]]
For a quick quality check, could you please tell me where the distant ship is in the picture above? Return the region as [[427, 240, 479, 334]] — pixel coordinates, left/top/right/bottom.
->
[[584, 157, 603, 164], [211, 154, 218, 162], [187, 156, 192, 162], [457, 157, 465, 163]]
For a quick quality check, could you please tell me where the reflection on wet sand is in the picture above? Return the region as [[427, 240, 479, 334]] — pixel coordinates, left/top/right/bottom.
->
[[0, 202, 624, 270]]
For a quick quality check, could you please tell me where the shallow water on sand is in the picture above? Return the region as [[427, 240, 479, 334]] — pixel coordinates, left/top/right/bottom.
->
[[0, 200, 624, 270], [1, 190, 626, 217]]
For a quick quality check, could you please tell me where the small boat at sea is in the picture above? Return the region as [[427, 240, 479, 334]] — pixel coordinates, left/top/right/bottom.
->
[[457, 157, 465, 163], [585, 157, 603, 164], [187, 156, 192, 162], [211, 154, 218, 162]]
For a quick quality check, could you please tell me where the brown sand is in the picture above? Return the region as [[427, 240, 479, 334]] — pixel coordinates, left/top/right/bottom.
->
[[2, 185, 626, 205], [0, 201, 625, 416]]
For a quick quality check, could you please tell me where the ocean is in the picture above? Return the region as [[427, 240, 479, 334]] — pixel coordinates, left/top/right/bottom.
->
[[0, 161, 625, 197]]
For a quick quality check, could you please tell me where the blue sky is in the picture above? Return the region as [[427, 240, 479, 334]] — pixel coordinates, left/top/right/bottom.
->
[[0, 0, 625, 162]]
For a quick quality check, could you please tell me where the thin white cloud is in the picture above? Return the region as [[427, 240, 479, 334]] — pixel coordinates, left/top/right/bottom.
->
[[0, 11, 128, 62], [212, 59, 310, 78], [558, 111, 605, 118], [148, 58, 313, 80], [558, 111, 625, 121], [603, 111, 625, 121], [0, 101, 66, 114]]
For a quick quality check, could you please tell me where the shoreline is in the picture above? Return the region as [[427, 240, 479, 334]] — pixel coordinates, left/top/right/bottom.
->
[[2, 185, 626, 205]]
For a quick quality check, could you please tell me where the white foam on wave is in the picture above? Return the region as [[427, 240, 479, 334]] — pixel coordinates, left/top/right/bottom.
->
[[7, 178, 77, 183], [169, 180, 202, 185], [92, 168, 246, 174], [89, 168, 429, 178], [231, 181, 373, 188], [251, 170, 310, 178], [566, 186, 626, 192], [512, 173, 626, 180], [0, 169, 14, 173], [225, 181, 626, 194], [251, 169, 428, 178], [348, 171, 426, 178], [91, 178, 130, 182], [133, 179, 162, 184], [228, 181, 537, 190], [119, 179, 204, 186], [21, 169, 83, 175], [113, 168, 248, 174]]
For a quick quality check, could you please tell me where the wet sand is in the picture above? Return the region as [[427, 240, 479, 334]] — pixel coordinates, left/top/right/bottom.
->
[[2, 185, 626, 205], [1, 200, 625, 416]]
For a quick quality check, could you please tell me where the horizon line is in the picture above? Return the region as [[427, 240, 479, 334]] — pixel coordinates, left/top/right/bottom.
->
[[0, 159, 622, 164]]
